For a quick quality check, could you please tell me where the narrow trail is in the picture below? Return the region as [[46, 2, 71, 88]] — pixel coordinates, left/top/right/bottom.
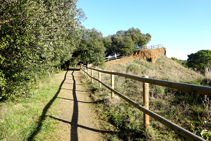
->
[[50, 69, 102, 141]]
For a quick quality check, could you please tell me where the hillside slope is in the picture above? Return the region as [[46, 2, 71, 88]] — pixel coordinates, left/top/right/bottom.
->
[[104, 56, 203, 82], [90, 56, 209, 140]]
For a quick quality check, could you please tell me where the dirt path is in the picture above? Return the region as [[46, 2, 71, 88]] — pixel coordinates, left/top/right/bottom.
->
[[50, 69, 102, 141]]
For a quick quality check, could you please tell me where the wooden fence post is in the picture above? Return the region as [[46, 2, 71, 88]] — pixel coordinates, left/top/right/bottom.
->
[[98, 69, 101, 88], [87, 65, 89, 77], [143, 76, 150, 130], [111, 72, 114, 99], [91, 69, 93, 83]]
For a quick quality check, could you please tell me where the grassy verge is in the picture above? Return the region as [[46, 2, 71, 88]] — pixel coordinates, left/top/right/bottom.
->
[[0, 71, 63, 141], [82, 57, 211, 141], [82, 75, 148, 141]]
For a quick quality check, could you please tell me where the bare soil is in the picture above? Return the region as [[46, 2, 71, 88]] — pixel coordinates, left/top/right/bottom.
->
[[106, 47, 166, 66], [49, 70, 102, 141]]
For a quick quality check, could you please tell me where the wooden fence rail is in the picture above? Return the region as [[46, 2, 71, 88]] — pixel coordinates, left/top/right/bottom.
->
[[80, 64, 211, 141]]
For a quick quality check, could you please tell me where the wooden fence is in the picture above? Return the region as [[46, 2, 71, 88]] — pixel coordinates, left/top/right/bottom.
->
[[80, 64, 211, 141]]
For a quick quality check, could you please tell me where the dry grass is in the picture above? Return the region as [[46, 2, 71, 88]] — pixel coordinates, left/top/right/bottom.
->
[[104, 56, 203, 82], [84, 56, 211, 140]]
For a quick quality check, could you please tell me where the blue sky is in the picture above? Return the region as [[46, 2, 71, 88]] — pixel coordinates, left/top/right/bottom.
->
[[77, 0, 211, 60]]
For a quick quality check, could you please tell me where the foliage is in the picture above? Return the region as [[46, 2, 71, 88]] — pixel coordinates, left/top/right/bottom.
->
[[72, 28, 106, 65], [126, 28, 151, 47], [171, 57, 188, 68], [187, 50, 211, 73], [104, 27, 151, 56], [0, 71, 5, 98], [126, 63, 142, 75], [111, 31, 136, 56], [103, 35, 113, 56], [0, 0, 85, 99], [171, 57, 181, 64]]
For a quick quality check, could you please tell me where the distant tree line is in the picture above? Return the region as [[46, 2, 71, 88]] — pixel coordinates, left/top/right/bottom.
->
[[71, 27, 152, 65]]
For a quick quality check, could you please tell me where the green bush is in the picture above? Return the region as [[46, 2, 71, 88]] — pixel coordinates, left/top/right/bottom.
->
[[0, 70, 6, 99], [127, 63, 142, 75], [0, 0, 84, 99]]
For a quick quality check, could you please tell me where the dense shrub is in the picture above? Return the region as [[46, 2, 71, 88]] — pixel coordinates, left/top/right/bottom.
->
[[126, 63, 142, 75], [0, 0, 85, 99]]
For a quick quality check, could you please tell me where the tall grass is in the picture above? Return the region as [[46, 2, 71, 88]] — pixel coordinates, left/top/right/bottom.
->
[[84, 56, 211, 140]]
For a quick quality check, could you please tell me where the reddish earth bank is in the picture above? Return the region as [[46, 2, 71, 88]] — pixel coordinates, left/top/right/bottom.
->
[[106, 48, 166, 66]]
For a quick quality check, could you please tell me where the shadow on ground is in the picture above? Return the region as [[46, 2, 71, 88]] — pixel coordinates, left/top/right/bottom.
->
[[47, 115, 119, 135], [27, 69, 143, 141], [57, 97, 103, 104], [26, 69, 116, 141], [27, 70, 69, 140]]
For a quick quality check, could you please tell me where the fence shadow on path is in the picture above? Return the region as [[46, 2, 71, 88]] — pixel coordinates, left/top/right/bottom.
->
[[57, 97, 103, 104], [27, 68, 146, 141], [27, 70, 69, 141], [47, 115, 119, 135]]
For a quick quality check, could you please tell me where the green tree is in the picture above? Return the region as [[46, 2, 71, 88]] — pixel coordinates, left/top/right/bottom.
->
[[0, 0, 85, 99], [125, 27, 151, 47], [73, 28, 106, 65], [117, 34, 135, 56], [104, 27, 151, 56], [103, 35, 113, 56], [187, 50, 211, 73]]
